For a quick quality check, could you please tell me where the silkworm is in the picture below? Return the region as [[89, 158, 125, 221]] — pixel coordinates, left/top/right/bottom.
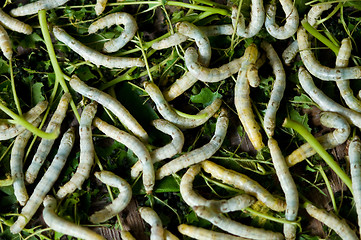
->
[[268, 138, 298, 240], [282, 41, 299, 66], [304, 203, 358, 240], [349, 136, 361, 235], [194, 206, 284, 240], [180, 165, 256, 212], [178, 224, 248, 240], [231, 1, 265, 38], [139, 207, 165, 240], [10, 128, 75, 234], [297, 22, 361, 81], [234, 43, 264, 151], [10, 0, 70, 17], [151, 33, 188, 50], [26, 93, 71, 184], [93, 117, 154, 194], [120, 231, 136, 240], [201, 160, 286, 212], [298, 66, 361, 128], [131, 119, 184, 178], [89, 170, 132, 223], [56, 102, 97, 199], [265, 0, 299, 39], [88, 12, 138, 53], [198, 24, 234, 36], [95, 0, 107, 15], [0, 25, 12, 60], [286, 111, 350, 167], [53, 26, 145, 69], [261, 41, 286, 137], [42, 195, 106, 240], [0, 100, 48, 141], [11, 118, 41, 206], [144, 81, 222, 129], [69, 75, 148, 142], [163, 72, 198, 101], [0, 8, 32, 34], [156, 108, 228, 180], [247, 52, 266, 88], [185, 47, 244, 82]]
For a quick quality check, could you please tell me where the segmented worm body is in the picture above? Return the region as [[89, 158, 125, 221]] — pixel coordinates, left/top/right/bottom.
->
[[349, 136, 361, 234], [10, 0, 70, 16], [282, 41, 299, 66], [139, 207, 165, 240], [231, 1, 265, 38], [286, 111, 350, 166], [144, 81, 222, 129], [201, 160, 286, 212], [156, 109, 228, 180], [88, 12, 138, 53], [95, 0, 107, 15], [93, 118, 154, 194], [10, 128, 75, 234], [298, 67, 361, 128], [305, 203, 358, 240], [194, 206, 284, 240], [26, 93, 71, 184], [131, 119, 184, 178], [11, 118, 41, 206], [261, 41, 286, 137], [69, 75, 148, 142], [178, 224, 248, 240], [0, 25, 12, 60], [0, 8, 32, 34], [268, 138, 298, 240], [247, 53, 266, 88], [180, 165, 256, 212], [120, 231, 136, 240], [56, 102, 97, 199], [42, 195, 106, 240], [53, 26, 145, 69]]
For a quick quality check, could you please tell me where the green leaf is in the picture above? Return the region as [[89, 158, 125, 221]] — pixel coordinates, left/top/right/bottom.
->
[[155, 176, 180, 193], [0, 58, 9, 75], [289, 108, 312, 133], [291, 94, 313, 109], [31, 82, 45, 105], [74, 66, 97, 81], [190, 87, 222, 107]]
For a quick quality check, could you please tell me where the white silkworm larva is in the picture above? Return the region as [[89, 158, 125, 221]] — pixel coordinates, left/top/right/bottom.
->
[[53, 26, 145, 69], [93, 117, 154, 194], [286, 111, 350, 166], [180, 165, 256, 212], [185, 47, 244, 82], [201, 160, 286, 212], [89, 170, 132, 223], [349, 136, 361, 234], [144, 81, 222, 129], [69, 75, 148, 142], [163, 71, 198, 102], [11, 118, 41, 206], [231, 1, 265, 38], [0, 8, 32, 34], [282, 40, 299, 66], [235, 44, 264, 151], [156, 108, 228, 180], [305, 203, 358, 240], [56, 102, 97, 199], [335, 38, 361, 112], [198, 24, 234, 36], [131, 119, 184, 178], [42, 195, 106, 240], [0, 100, 48, 140], [95, 0, 107, 15], [88, 12, 138, 53], [0, 25, 12, 60], [151, 33, 188, 50], [26, 93, 71, 184], [10, 0, 70, 17], [194, 206, 284, 240], [265, 0, 299, 39], [261, 41, 286, 137], [139, 207, 165, 240], [10, 128, 75, 234], [178, 224, 248, 240], [268, 138, 298, 240], [297, 22, 361, 81], [298, 67, 361, 128]]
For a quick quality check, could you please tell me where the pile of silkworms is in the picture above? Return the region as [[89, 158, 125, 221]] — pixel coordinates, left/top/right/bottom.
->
[[0, 0, 361, 239]]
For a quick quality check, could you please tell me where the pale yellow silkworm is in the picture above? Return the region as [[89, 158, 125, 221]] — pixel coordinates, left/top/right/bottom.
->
[[120, 231, 136, 240], [10, 128, 75, 234], [0, 8, 32, 34], [95, 0, 107, 15], [42, 195, 106, 240], [139, 207, 165, 240], [89, 170, 132, 224], [10, 0, 70, 16], [201, 160, 286, 212], [156, 108, 228, 180], [178, 224, 248, 240], [0, 25, 12, 60], [349, 136, 361, 235]]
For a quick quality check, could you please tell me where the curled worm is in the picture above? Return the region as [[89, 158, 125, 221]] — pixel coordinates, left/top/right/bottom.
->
[[0, 25, 12, 60], [349, 136, 361, 234], [178, 224, 248, 240], [0, 8, 32, 34], [139, 207, 165, 240], [10, 0, 70, 17]]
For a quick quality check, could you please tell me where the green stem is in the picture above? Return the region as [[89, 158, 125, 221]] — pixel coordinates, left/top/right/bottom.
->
[[282, 118, 353, 193], [317, 165, 338, 214], [136, 33, 153, 82], [9, 60, 22, 116], [38, 10, 81, 122], [167, 1, 230, 16]]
